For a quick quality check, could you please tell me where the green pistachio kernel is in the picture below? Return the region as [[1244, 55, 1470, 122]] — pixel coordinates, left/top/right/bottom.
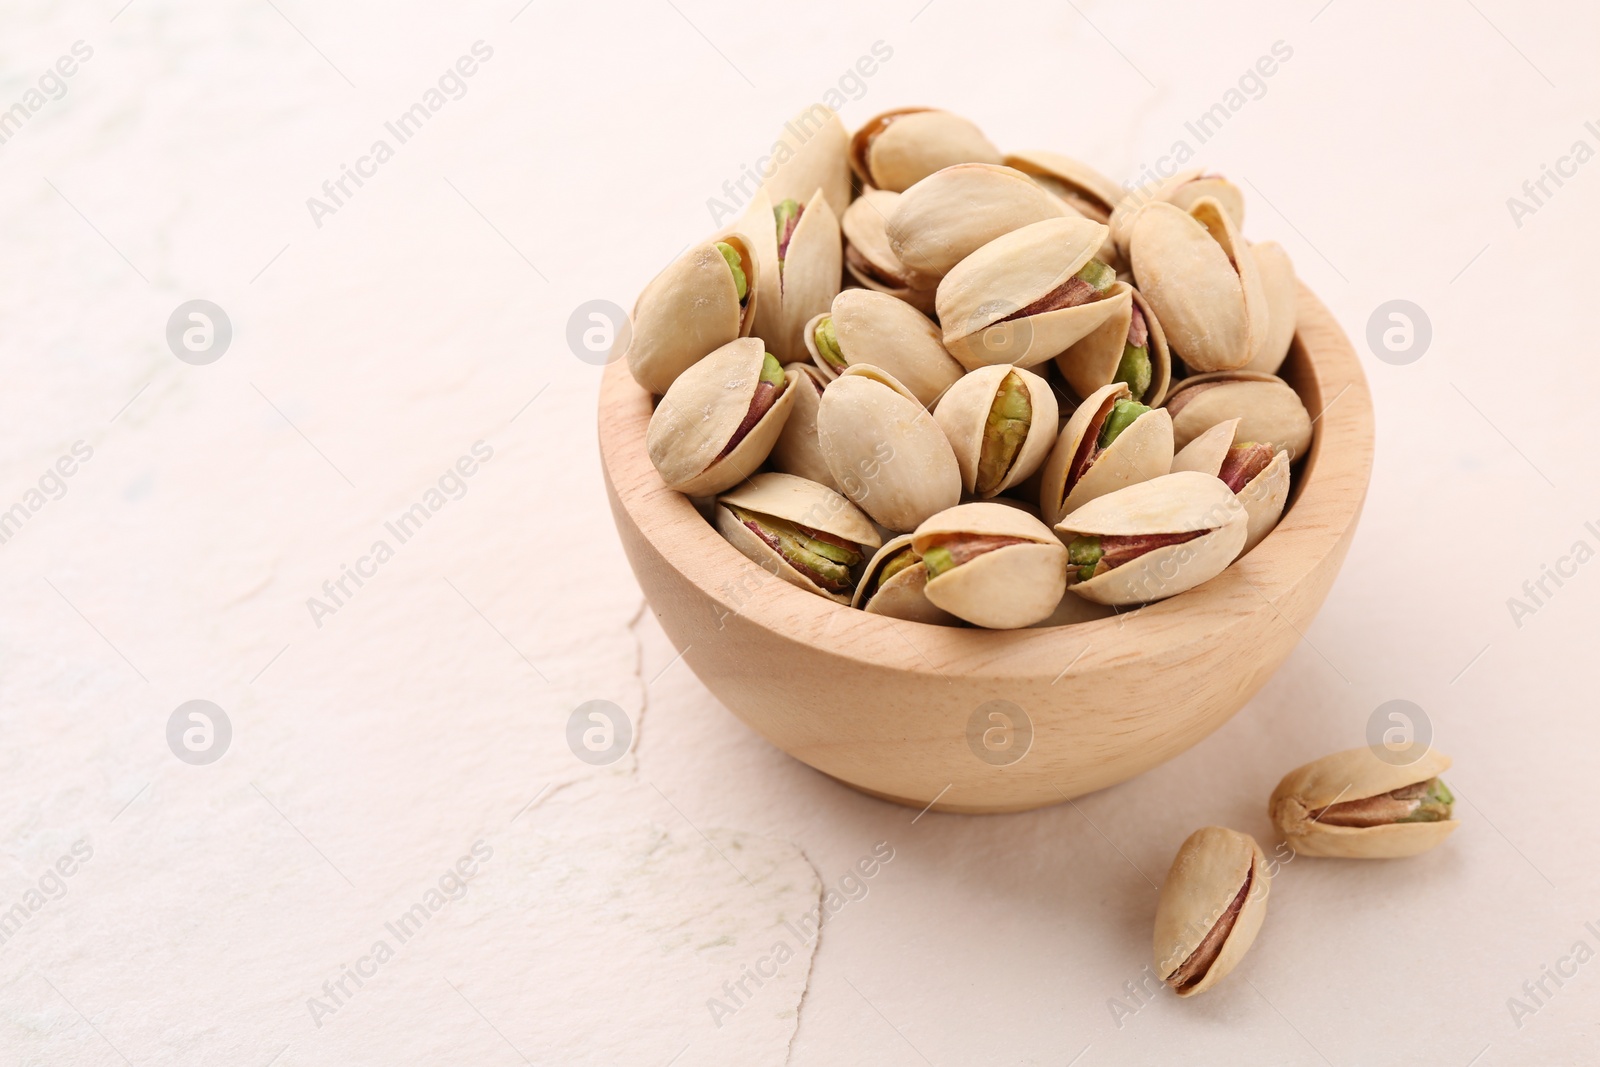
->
[[876, 547, 921, 585], [773, 199, 801, 244], [1098, 398, 1150, 448], [976, 372, 1032, 496], [1397, 778, 1455, 823], [1114, 344, 1151, 400], [922, 545, 955, 578], [1074, 258, 1116, 293], [716, 241, 748, 301], [728, 505, 856, 586], [813, 316, 846, 369], [759, 353, 784, 387], [1067, 535, 1102, 582]]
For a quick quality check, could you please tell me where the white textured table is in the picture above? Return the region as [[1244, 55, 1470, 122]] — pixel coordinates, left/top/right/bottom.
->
[[2, 2, 1595, 1064]]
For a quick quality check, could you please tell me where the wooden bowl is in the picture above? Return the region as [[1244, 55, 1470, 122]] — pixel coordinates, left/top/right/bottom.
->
[[599, 285, 1373, 813]]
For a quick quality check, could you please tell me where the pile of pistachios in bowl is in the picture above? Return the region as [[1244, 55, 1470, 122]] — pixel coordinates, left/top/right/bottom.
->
[[626, 105, 1314, 629]]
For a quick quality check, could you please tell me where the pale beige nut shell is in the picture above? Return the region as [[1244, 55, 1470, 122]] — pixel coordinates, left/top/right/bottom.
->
[[911, 503, 1067, 629], [1170, 418, 1290, 555], [772, 189, 842, 364], [1165, 372, 1313, 457], [851, 533, 959, 625], [804, 289, 963, 407], [718, 470, 881, 546], [1238, 450, 1290, 555], [849, 107, 1002, 192], [1153, 827, 1269, 998], [1110, 169, 1246, 254], [1057, 471, 1248, 606], [763, 103, 852, 220], [933, 365, 1058, 497], [1037, 382, 1175, 527], [729, 190, 783, 366], [1003, 150, 1125, 222], [767, 363, 837, 490], [815, 365, 961, 532], [840, 190, 939, 314], [886, 163, 1068, 286], [646, 338, 796, 496], [1128, 198, 1267, 373], [1243, 241, 1297, 374], [1269, 746, 1459, 859], [1028, 590, 1117, 627], [627, 236, 759, 395], [1053, 283, 1172, 406], [936, 217, 1121, 370], [715, 473, 876, 606]]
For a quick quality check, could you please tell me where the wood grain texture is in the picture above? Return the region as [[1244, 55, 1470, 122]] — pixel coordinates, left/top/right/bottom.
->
[[599, 284, 1373, 814]]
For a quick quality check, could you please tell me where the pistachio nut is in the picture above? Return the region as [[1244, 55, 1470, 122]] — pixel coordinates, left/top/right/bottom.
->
[[1153, 827, 1270, 998], [1110, 169, 1246, 255], [933, 365, 1059, 497], [646, 338, 797, 496], [1128, 197, 1268, 372], [1054, 282, 1173, 406], [1269, 746, 1458, 859], [767, 362, 837, 490], [885, 163, 1069, 287], [910, 502, 1069, 629], [851, 533, 960, 625], [1002, 150, 1125, 224], [1242, 241, 1297, 375], [1171, 418, 1291, 555], [762, 103, 852, 220], [803, 289, 964, 407], [849, 107, 1003, 193], [734, 188, 841, 364], [1037, 382, 1174, 526], [1056, 471, 1248, 606], [841, 190, 939, 314], [715, 472, 882, 604], [815, 364, 961, 532], [936, 217, 1123, 370], [628, 235, 760, 395], [1164, 371, 1313, 458]]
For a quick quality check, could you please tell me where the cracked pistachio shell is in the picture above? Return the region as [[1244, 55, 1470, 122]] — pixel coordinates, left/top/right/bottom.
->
[[763, 104, 852, 219], [1038, 382, 1175, 527], [716, 472, 881, 604], [768, 363, 837, 490], [885, 164, 1069, 287], [1128, 198, 1268, 373], [1110, 169, 1246, 255], [1153, 827, 1269, 997], [933, 365, 1058, 497], [1171, 418, 1291, 556], [1270, 746, 1458, 859], [776, 190, 843, 364], [803, 289, 963, 407], [646, 338, 796, 497], [1057, 471, 1248, 606], [911, 503, 1068, 629], [937, 217, 1121, 371], [1003, 150, 1125, 223], [1243, 241, 1297, 374], [628, 235, 759, 395], [816, 365, 961, 532], [851, 533, 959, 625], [849, 107, 1003, 193], [1054, 282, 1172, 407], [1165, 372, 1313, 458], [841, 190, 938, 315]]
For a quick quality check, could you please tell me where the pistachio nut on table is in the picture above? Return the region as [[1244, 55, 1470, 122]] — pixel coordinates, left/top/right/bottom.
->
[[627, 105, 1313, 630]]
